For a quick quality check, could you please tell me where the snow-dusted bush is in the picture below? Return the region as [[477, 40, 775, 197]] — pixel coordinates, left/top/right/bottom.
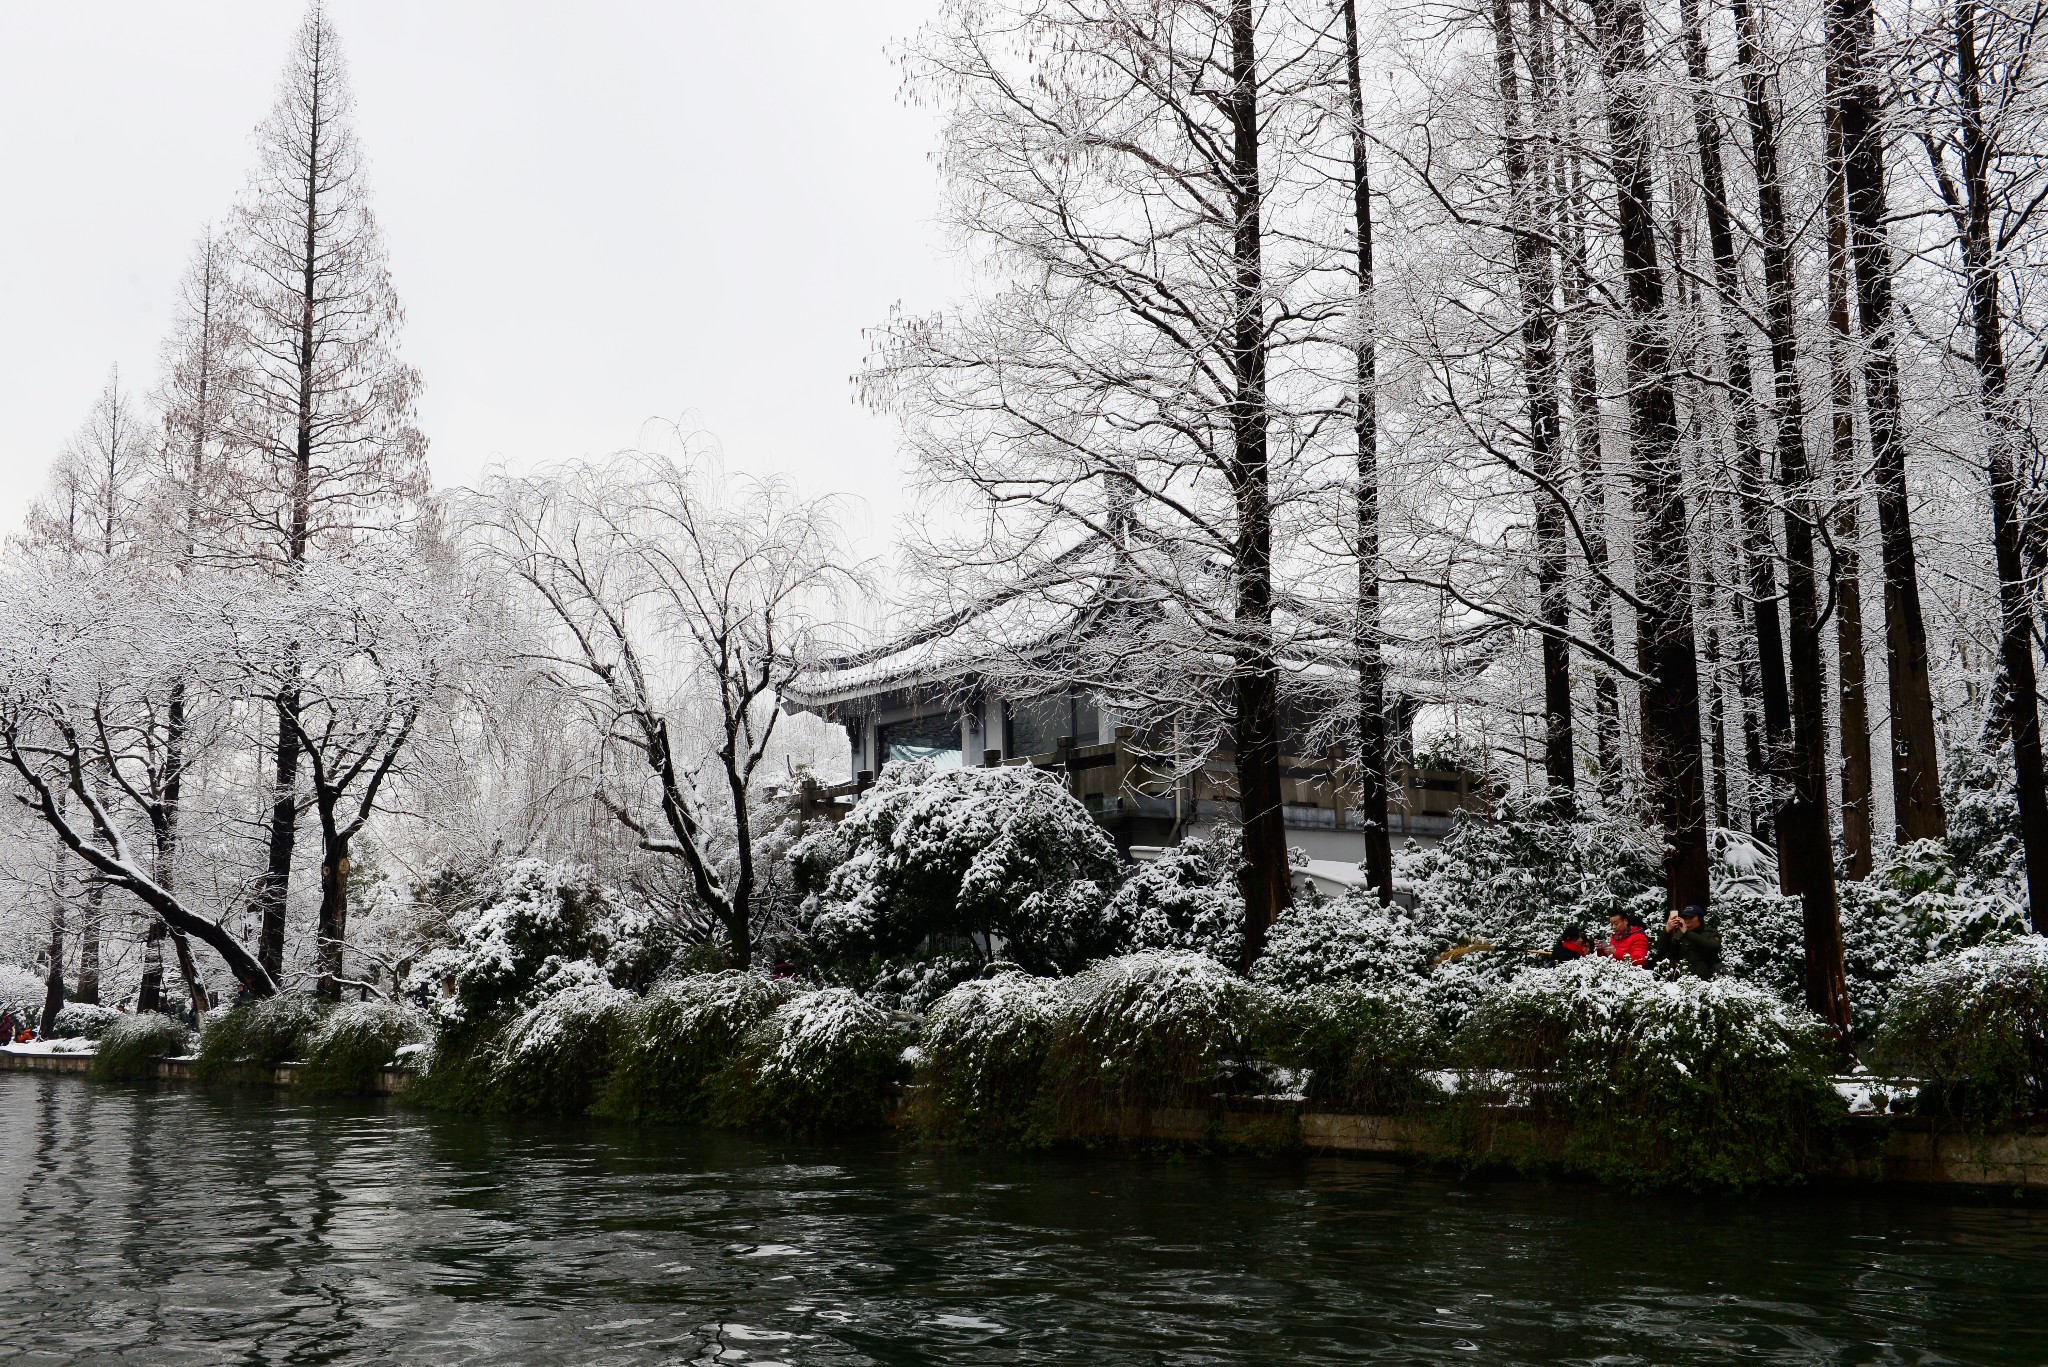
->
[[1402, 793, 1664, 964], [1875, 938, 2048, 1124], [1251, 897, 1435, 993], [794, 761, 1122, 974], [50, 1002, 120, 1040], [1262, 982, 1442, 1112], [0, 964, 46, 1026], [721, 987, 909, 1132], [1040, 952, 1256, 1137], [298, 1001, 426, 1096], [861, 952, 984, 1013], [1103, 834, 1243, 966], [597, 971, 794, 1123], [1837, 843, 2030, 1023], [1456, 958, 1841, 1188], [407, 860, 679, 1028], [1710, 890, 1805, 1005], [494, 984, 634, 1115], [194, 993, 326, 1082], [911, 971, 1058, 1146], [91, 1014, 191, 1083]]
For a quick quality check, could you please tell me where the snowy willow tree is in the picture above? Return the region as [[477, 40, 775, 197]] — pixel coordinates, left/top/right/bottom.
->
[[462, 450, 856, 970], [869, 0, 1347, 964], [222, 3, 427, 982]]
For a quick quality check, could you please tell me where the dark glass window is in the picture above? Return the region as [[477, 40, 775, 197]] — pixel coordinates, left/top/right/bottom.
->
[[877, 713, 963, 768], [1006, 691, 1100, 756]]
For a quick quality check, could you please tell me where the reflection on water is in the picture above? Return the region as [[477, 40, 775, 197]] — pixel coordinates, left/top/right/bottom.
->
[[2, 1071, 2046, 1365]]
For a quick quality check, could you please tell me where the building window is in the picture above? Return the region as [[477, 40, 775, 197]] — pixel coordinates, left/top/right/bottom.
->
[[877, 713, 963, 768], [1006, 690, 1100, 757]]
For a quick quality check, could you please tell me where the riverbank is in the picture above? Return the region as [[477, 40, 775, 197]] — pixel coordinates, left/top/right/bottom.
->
[[12, 1043, 2043, 1192]]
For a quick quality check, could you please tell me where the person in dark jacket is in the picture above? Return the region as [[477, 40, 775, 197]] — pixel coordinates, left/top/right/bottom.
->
[[1551, 925, 1591, 962], [1655, 904, 1722, 979], [1600, 913, 1651, 965]]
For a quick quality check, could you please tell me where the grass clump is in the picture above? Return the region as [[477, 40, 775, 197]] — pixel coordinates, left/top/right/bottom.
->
[[1262, 982, 1443, 1114], [193, 994, 326, 1083], [298, 1001, 426, 1096], [720, 987, 908, 1133], [91, 1014, 192, 1083], [492, 984, 633, 1115], [909, 971, 1057, 1147], [1454, 957, 1842, 1190], [596, 971, 792, 1123], [1874, 937, 2048, 1125], [1041, 952, 1255, 1140]]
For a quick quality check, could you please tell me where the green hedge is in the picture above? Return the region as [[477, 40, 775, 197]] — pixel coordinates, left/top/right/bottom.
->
[[90, 1014, 191, 1083], [298, 1002, 426, 1095], [193, 994, 326, 1083], [596, 971, 791, 1123], [1875, 938, 2048, 1125]]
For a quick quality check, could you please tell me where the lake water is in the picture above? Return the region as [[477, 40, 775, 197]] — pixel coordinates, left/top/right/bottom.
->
[[3, 1071, 2046, 1365]]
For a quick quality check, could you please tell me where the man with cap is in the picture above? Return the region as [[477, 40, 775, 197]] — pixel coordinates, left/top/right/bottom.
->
[[1655, 904, 1721, 979]]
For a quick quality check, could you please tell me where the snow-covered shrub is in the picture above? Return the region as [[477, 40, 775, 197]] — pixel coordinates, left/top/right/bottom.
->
[[911, 971, 1058, 1146], [1261, 982, 1442, 1113], [1709, 889, 1804, 1005], [494, 983, 633, 1115], [1402, 793, 1664, 965], [1943, 738, 2029, 891], [794, 761, 1122, 974], [1040, 952, 1256, 1138], [597, 971, 794, 1123], [1455, 957, 1841, 1189], [1874, 938, 2048, 1125], [861, 952, 984, 1014], [50, 1001, 120, 1040], [0, 964, 47, 1026], [720, 987, 909, 1132], [298, 1001, 426, 1096], [406, 860, 679, 1029], [1251, 897, 1435, 993], [1837, 843, 2030, 1024], [1103, 834, 1244, 966], [91, 1014, 191, 1083], [194, 993, 326, 1082]]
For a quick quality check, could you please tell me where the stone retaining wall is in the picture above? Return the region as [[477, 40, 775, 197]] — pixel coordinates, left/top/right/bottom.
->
[[0, 1047, 415, 1095]]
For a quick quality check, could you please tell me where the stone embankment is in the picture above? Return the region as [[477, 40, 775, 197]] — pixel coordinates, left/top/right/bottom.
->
[[7, 1046, 2041, 1188]]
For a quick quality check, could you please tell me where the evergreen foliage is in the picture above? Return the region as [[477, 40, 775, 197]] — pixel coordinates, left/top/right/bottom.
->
[[910, 970, 1058, 1146], [492, 984, 633, 1115], [90, 1014, 191, 1082], [719, 987, 909, 1132], [597, 971, 793, 1123], [193, 994, 326, 1082], [1251, 897, 1435, 993], [1454, 958, 1842, 1189], [793, 762, 1122, 974], [50, 1002, 120, 1040], [1261, 982, 1444, 1112], [1874, 938, 2048, 1125], [1103, 833, 1244, 965], [297, 1001, 425, 1095], [1041, 952, 1255, 1138]]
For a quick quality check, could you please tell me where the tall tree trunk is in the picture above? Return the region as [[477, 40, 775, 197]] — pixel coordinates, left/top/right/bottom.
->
[[1707, 618, 1733, 826], [1227, 0, 1293, 964], [1678, 0, 1795, 817], [1592, 0, 1712, 910], [74, 881, 101, 1005], [1491, 0, 1578, 796], [1832, 0, 1947, 841], [1732, 0, 1851, 1037], [316, 799, 349, 1001], [1952, 0, 2048, 929], [40, 891, 65, 1037], [1824, 65, 1877, 880], [1558, 93, 1624, 797], [138, 921, 166, 1014], [1341, 0, 1394, 903]]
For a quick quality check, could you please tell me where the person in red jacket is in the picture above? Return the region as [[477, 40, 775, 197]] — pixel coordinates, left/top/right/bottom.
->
[[1599, 912, 1650, 965]]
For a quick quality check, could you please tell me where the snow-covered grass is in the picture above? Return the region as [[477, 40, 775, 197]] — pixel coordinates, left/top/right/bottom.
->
[[1040, 952, 1256, 1138], [298, 1001, 427, 1095], [1454, 958, 1842, 1189], [720, 987, 908, 1132], [91, 1014, 191, 1083], [597, 971, 793, 1123], [1874, 937, 2048, 1124], [911, 971, 1058, 1146], [194, 993, 326, 1082]]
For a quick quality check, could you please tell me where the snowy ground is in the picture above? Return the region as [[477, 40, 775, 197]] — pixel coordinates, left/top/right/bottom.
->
[[2, 1039, 95, 1056]]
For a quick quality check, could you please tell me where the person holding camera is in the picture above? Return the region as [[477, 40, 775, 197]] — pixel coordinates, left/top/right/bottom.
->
[[1598, 912, 1650, 965], [1654, 904, 1722, 979]]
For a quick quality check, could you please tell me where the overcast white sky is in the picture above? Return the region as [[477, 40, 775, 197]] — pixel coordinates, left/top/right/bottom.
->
[[0, 1, 955, 554]]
